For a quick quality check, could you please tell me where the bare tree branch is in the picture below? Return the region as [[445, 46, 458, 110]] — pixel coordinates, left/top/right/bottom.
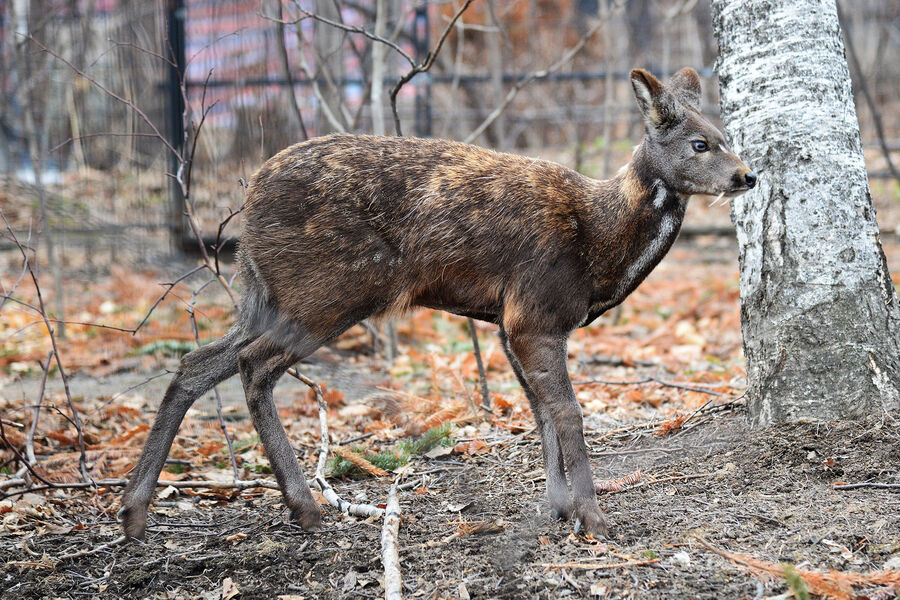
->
[[837, 2, 900, 186], [283, 1, 416, 67], [275, 1, 310, 140], [25, 351, 53, 466], [293, 27, 348, 133], [464, 18, 604, 144], [1, 212, 89, 482], [390, 0, 475, 136], [24, 35, 181, 161]]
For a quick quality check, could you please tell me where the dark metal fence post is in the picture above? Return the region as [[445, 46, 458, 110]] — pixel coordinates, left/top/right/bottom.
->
[[413, 5, 432, 137], [166, 0, 186, 250]]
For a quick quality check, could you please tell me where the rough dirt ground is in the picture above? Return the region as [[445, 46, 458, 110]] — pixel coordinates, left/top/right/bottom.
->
[[2, 408, 899, 600], [3, 224, 900, 599]]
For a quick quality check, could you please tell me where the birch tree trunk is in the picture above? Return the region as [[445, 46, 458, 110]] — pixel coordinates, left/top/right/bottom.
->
[[711, 0, 900, 425]]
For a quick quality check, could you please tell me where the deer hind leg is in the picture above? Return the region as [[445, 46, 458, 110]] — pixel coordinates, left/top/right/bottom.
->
[[121, 324, 251, 539], [499, 328, 571, 520], [237, 332, 325, 529]]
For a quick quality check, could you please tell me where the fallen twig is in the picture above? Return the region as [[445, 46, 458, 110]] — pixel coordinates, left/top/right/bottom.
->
[[1, 478, 281, 500], [832, 482, 900, 491], [645, 472, 713, 485], [579, 356, 661, 368], [55, 535, 127, 562], [338, 432, 374, 446], [381, 483, 402, 600], [541, 559, 660, 570], [572, 375, 735, 397]]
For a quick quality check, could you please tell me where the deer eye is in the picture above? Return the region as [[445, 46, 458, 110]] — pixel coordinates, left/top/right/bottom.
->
[[691, 140, 709, 153]]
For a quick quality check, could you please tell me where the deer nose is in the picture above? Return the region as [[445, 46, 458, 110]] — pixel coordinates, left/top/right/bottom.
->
[[744, 172, 757, 188]]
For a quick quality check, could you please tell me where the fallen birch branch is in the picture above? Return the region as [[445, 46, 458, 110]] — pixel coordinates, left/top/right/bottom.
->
[[286, 368, 330, 479], [286, 368, 386, 518], [283, 368, 383, 517], [0, 478, 27, 491], [314, 476, 385, 519], [381, 484, 402, 600]]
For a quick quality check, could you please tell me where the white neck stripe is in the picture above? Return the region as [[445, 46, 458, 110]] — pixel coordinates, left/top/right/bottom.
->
[[653, 180, 668, 208]]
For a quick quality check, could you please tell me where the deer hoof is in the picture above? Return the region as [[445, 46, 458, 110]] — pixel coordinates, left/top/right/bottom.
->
[[573, 502, 609, 539], [289, 504, 323, 530], [549, 500, 572, 521], [118, 504, 148, 540]]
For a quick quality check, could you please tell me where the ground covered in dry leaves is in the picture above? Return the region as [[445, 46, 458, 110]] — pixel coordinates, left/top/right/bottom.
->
[[2, 227, 900, 599], [2, 410, 899, 599]]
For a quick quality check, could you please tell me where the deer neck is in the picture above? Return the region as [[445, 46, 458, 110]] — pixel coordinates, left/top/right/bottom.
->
[[582, 147, 689, 323]]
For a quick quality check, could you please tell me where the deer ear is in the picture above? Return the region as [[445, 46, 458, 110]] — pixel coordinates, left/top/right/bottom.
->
[[668, 67, 702, 111], [630, 69, 682, 129]]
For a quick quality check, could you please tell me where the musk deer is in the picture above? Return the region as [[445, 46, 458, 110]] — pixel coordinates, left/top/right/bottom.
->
[[120, 67, 754, 539]]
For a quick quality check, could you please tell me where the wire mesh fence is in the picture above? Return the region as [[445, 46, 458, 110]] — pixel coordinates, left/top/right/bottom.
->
[[1, 0, 899, 278]]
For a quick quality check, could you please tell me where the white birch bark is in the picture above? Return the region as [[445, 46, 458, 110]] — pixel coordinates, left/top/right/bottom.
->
[[711, 0, 900, 425], [381, 484, 402, 600]]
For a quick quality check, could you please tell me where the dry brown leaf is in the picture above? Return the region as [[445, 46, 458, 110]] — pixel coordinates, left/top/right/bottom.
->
[[491, 394, 514, 413], [655, 413, 687, 436], [222, 576, 240, 600], [197, 440, 225, 457], [452, 439, 488, 455]]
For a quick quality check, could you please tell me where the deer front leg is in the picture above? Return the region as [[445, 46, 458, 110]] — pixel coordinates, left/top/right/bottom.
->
[[506, 330, 608, 537], [499, 328, 571, 520]]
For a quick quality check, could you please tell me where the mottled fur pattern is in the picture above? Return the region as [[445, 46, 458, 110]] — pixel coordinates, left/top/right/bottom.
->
[[120, 67, 754, 540]]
